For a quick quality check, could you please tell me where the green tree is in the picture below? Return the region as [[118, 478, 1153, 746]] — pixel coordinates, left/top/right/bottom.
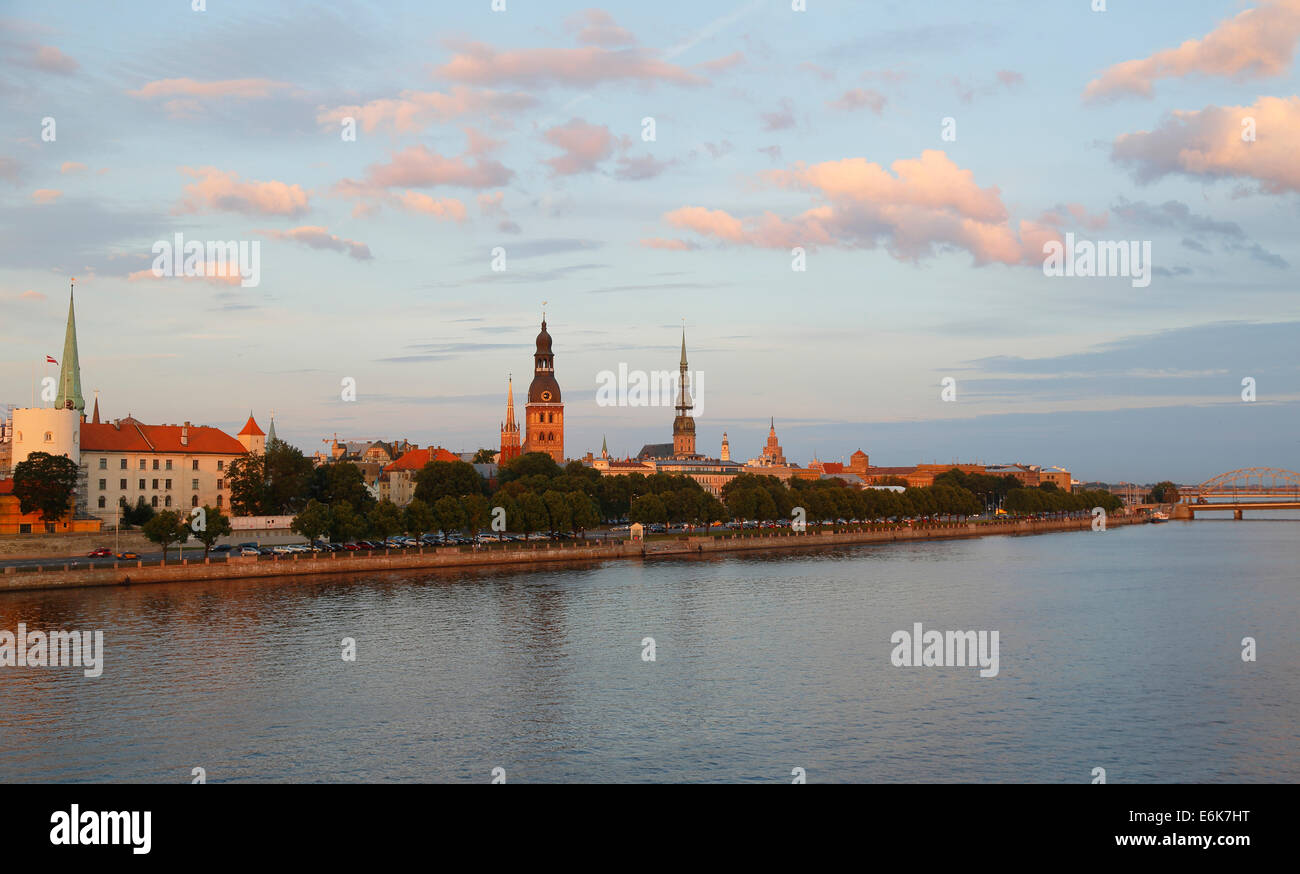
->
[[120, 495, 155, 528], [142, 510, 190, 561], [368, 500, 403, 541], [519, 493, 548, 535], [225, 452, 264, 515], [1145, 481, 1180, 503], [471, 448, 497, 464], [542, 489, 572, 533], [434, 495, 466, 535], [567, 491, 600, 536], [328, 500, 367, 542], [11, 452, 78, 520], [414, 460, 486, 504], [462, 494, 492, 535], [498, 451, 562, 484], [629, 494, 667, 525], [190, 504, 233, 558], [291, 499, 332, 545], [403, 498, 435, 538], [310, 462, 376, 513]]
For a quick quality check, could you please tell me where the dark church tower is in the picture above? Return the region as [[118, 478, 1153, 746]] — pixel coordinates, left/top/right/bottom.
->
[[524, 317, 564, 462], [672, 328, 697, 458]]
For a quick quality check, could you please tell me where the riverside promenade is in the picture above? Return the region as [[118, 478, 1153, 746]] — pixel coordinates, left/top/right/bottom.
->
[[0, 515, 1145, 594]]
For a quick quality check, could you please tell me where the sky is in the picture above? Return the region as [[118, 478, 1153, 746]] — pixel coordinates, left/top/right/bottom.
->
[[0, 0, 1297, 484]]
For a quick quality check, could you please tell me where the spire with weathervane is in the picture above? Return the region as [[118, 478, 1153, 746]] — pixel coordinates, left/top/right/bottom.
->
[[672, 325, 697, 459], [55, 278, 85, 416], [500, 375, 521, 462]]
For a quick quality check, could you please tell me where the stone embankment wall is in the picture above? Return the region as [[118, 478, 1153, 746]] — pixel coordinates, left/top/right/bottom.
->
[[0, 516, 1142, 594]]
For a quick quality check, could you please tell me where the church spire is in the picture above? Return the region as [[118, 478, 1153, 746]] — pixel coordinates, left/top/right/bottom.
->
[[91, 390, 100, 424], [504, 375, 516, 428], [601, 434, 608, 459], [266, 410, 277, 446], [55, 278, 85, 414]]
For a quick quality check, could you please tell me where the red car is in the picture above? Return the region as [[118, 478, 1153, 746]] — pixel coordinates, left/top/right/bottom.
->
[[87, 547, 112, 557]]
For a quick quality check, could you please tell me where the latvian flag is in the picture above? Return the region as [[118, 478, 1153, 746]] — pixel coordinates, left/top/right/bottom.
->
[[46, 355, 57, 364]]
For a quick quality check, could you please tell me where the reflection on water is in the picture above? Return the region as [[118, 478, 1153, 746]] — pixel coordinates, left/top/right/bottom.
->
[[0, 519, 1296, 783]]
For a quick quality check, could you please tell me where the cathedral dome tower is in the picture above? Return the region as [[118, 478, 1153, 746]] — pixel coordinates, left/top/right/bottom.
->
[[524, 316, 564, 462]]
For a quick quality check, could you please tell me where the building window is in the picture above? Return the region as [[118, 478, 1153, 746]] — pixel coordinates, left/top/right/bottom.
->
[[165, 460, 172, 470], [192, 479, 199, 490], [217, 460, 224, 470], [138, 479, 145, 490], [216, 495, 223, 507], [98, 458, 107, 469], [164, 496, 172, 508], [120, 458, 127, 469], [192, 460, 199, 471], [217, 479, 224, 490], [152, 479, 159, 490], [98, 479, 106, 490], [152, 459, 159, 470], [165, 479, 172, 490], [151, 496, 158, 508], [120, 479, 127, 490], [44, 431, 52, 442], [139, 459, 146, 470], [98, 496, 106, 509], [191, 495, 199, 507]]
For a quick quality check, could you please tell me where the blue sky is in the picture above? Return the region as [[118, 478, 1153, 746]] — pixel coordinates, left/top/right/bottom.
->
[[1, 0, 1297, 483]]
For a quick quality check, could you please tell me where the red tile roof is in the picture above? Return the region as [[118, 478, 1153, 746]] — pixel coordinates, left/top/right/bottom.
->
[[821, 462, 846, 474], [81, 421, 247, 455], [384, 447, 459, 472], [237, 415, 264, 437]]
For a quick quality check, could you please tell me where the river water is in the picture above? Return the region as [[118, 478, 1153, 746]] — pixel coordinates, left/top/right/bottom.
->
[[1, 518, 1296, 783]]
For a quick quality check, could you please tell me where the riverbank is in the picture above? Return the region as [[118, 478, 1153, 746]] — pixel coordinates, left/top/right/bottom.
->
[[0, 515, 1145, 594]]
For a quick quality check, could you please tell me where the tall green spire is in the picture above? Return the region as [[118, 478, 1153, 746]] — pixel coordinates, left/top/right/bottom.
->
[[55, 279, 84, 413], [266, 411, 277, 446]]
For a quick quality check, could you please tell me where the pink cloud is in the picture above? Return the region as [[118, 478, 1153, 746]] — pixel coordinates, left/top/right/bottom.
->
[[543, 119, 615, 176], [435, 41, 705, 87], [31, 45, 78, 74], [829, 88, 886, 114], [1084, 0, 1300, 101], [1111, 96, 1300, 193], [392, 192, 468, 220], [128, 78, 292, 99], [257, 225, 373, 259], [640, 237, 700, 251], [316, 86, 536, 134], [696, 51, 745, 73], [175, 167, 310, 217], [348, 144, 512, 190], [566, 9, 636, 47], [59, 161, 87, 175], [127, 265, 242, 286], [660, 150, 1060, 266], [31, 188, 61, 204]]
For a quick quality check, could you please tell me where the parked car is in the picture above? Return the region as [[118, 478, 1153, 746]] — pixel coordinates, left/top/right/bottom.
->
[[211, 544, 234, 553], [87, 547, 112, 557], [115, 551, 139, 560], [238, 546, 261, 556], [340, 542, 360, 551]]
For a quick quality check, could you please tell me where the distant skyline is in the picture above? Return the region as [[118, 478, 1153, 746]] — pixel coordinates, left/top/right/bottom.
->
[[1, 1, 1297, 483]]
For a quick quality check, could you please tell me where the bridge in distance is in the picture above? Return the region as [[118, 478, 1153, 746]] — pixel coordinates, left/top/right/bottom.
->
[[1172, 468, 1300, 519]]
